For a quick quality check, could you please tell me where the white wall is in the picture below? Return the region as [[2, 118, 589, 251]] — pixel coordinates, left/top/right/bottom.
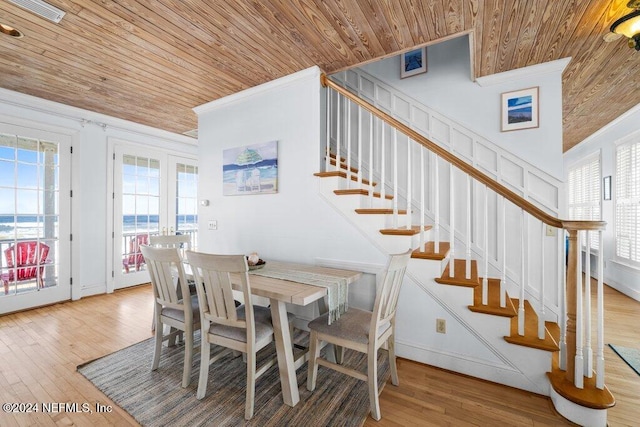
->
[[564, 106, 640, 301], [194, 67, 385, 317], [0, 88, 196, 300], [359, 35, 566, 181]]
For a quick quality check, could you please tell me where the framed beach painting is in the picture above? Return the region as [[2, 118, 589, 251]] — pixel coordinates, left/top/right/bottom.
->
[[223, 141, 278, 196], [501, 87, 539, 132], [400, 47, 427, 78]]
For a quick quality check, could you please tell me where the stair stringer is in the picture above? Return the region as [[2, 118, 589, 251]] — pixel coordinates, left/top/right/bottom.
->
[[317, 174, 555, 395]]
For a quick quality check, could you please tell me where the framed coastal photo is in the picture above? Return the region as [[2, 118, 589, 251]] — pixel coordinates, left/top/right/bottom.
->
[[501, 87, 539, 132], [222, 141, 278, 196], [400, 47, 427, 78]]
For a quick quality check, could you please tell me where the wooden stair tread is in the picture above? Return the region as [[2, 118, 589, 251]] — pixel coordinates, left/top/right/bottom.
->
[[314, 171, 376, 187], [468, 278, 516, 317], [435, 259, 479, 287], [329, 157, 359, 174], [334, 189, 393, 200], [355, 208, 407, 215], [412, 241, 450, 260], [547, 368, 615, 409], [503, 299, 559, 352], [380, 225, 432, 236]]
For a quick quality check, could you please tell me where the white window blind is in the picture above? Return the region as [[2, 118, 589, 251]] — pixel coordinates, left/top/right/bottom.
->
[[616, 140, 640, 264], [568, 154, 600, 250]]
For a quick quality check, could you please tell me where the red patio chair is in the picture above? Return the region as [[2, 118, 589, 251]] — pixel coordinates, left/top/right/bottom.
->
[[2, 241, 50, 295], [122, 234, 149, 273]]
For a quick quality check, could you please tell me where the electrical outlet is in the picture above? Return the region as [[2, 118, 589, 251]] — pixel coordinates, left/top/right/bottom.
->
[[436, 318, 446, 334]]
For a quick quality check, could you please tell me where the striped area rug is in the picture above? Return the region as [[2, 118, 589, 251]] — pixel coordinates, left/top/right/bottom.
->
[[78, 331, 389, 426]]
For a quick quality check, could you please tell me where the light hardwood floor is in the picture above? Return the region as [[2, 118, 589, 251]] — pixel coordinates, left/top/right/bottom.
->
[[0, 280, 638, 426]]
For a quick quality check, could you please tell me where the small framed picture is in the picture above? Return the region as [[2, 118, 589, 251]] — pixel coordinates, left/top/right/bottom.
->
[[400, 47, 427, 78], [501, 87, 539, 132], [603, 176, 611, 200]]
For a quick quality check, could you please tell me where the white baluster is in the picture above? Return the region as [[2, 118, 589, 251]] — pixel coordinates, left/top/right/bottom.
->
[[449, 164, 455, 278], [596, 229, 605, 389], [393, 128, 398, 229], [380, 122, 386, 202], [518, 210, 525, 336], [406, 137, 412, 231], [346, 99, 352, 188], [357, 105, 362, 186], [559, 229, 567, 371], [465, 175, 471, 279], [482, 184, 488, 305], [538, 220, 546, 340], [433, 152, 440, 253], [335, 94, 341, 172], [368, 113, 374, 207], [325, 87, 331, 172], [584, 230, 593, 377], [420, 146, 425, 250], [500, 196, 506, 308], [575, 230, 584, 389]]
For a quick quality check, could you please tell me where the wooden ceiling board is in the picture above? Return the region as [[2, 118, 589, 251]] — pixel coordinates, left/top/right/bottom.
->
[[0, 0, 637, 149]]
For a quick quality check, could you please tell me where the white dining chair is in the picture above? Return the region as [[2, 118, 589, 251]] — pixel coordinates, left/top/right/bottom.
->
[[306, 249, 412, 421], [186, 251, 283, 420], [140, 245, 200, 388]]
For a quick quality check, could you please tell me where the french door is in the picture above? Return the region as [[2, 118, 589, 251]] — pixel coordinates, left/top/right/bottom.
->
[[0, 124, 71, 314], [112, 144, 197, 289]]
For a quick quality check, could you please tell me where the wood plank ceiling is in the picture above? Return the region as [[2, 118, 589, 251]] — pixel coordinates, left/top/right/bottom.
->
[[0, 0, 637, 152]]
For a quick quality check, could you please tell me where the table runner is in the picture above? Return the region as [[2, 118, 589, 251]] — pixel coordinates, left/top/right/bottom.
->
[[250, 265, 348, 324]]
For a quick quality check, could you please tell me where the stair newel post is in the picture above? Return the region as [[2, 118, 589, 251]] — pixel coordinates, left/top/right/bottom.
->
[[500, 196, 506, 308], [419, 146, 425, 250], [368, 112, 374, 208], [574, 229, 585, 389], [433, 152, 440, 253], [380, 121, 386, 202], [393, 128, 399, 229], [565, 227, 580, 386], [336, 93, 341, 173], [449, 163, 455, 278], [538, 220, 546, 340], [346, 98, 352, 189], [559, 229, 567, 371], [325, 87, 331, 172], [406, 137, 412, 231], [465, 175, 472, 280], [518, 209, 526, 336], [596, 229, 605, 389], [584, 229, 593, 378], [357, 104, 362, 187], [482, 184, 488, 306]]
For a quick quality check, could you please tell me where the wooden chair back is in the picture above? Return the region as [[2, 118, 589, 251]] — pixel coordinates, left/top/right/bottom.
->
[[140, 245, 192, 313]]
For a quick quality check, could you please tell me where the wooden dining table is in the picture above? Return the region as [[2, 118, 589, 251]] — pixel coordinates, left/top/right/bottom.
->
[[234, 261, 362, 407]]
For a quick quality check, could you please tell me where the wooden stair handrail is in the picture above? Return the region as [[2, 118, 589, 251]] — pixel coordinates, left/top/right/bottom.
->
[[321, 74, 605, 232]]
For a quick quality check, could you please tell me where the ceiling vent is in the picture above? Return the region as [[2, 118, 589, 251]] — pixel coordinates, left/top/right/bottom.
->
[[182, 129, 198, 138], [8, 0, 65, 23]]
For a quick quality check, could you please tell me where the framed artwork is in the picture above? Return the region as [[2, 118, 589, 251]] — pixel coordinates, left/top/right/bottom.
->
[[501, 87, 539, 132], [400, 47, 427, 78], [603, 175, 611, 200], [222, 141, 278, 196]]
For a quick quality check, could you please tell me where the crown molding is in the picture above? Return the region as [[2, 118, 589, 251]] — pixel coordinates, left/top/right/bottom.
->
[[475, 57, 572, 87]]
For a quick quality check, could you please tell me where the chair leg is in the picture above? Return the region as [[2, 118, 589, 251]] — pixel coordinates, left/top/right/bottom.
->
[[334, 345, 344, 364], [182, 326, 193, 388], [388, 337, 399, 386], [196, 337, 211, 399], [168, 327, 177, 347], [368, 348, 381, 421], [306, 330, 321, 391], [245, 350, 256, 420], [151, 318, 163, 371]]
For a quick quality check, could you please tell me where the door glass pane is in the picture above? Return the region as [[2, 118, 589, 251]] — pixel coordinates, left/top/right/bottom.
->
[[0, 133, 60, 296], [121, 154, 160, 274], [174, 162, 198, 248]]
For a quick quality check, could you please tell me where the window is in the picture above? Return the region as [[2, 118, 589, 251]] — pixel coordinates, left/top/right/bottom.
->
[[616, 140, 640, 264], [568, 154, 601, 250]]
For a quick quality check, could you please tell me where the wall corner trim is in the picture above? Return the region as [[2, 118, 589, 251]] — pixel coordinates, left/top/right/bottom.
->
[[475, 57, 572, 87], [193, 66, 322, 116]]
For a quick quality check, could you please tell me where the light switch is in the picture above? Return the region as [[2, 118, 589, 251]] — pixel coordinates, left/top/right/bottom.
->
[[208, 220, 217, 230]]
